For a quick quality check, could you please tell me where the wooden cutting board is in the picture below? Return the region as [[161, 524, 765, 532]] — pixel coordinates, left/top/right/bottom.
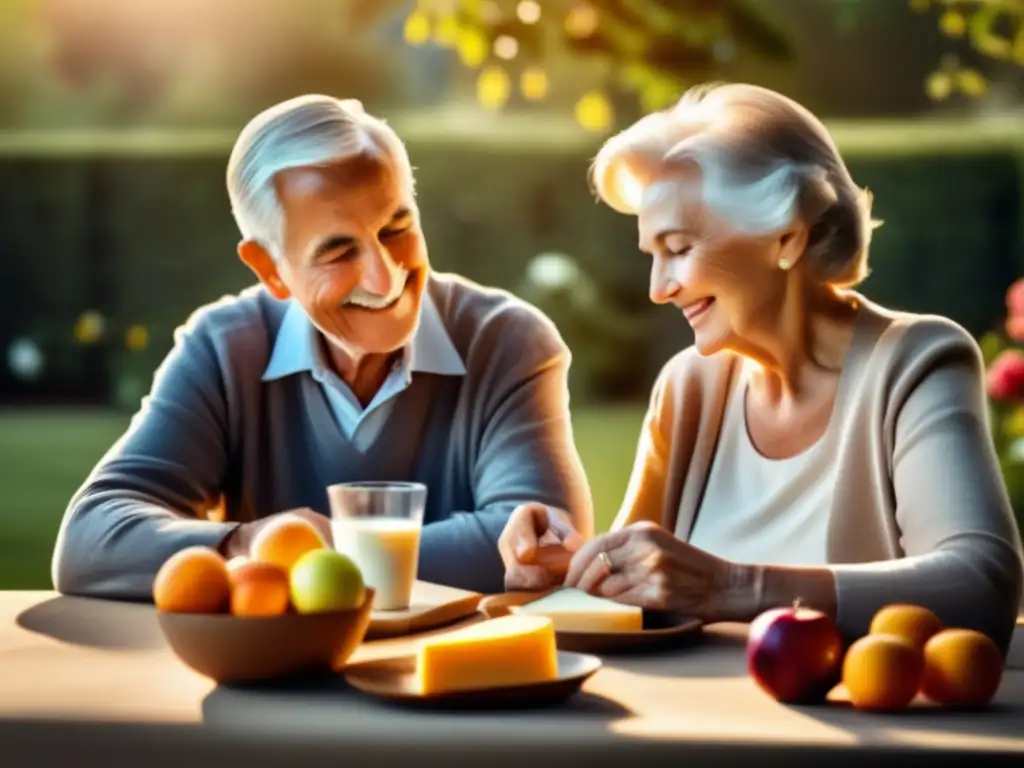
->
[[366, 581, 483, 640]]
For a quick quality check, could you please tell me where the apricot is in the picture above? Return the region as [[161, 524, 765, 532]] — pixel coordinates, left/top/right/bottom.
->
[[921, 629, 1004, 707], [842, 633, 924, 711], [250, 514, 326, 573], [153, 546, 231, 614], [229, 561, 291, 617], [869, 604, 944, 650]]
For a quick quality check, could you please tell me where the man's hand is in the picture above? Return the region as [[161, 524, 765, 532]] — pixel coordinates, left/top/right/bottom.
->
[[218, 508, 333, 560], [498, 503, 587, 591]]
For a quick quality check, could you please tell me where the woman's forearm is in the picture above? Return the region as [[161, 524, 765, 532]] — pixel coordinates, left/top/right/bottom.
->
[[720, 562, 838, 623]]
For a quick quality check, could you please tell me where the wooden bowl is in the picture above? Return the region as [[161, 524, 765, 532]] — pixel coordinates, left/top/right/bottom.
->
[[157, 588, 376, 685]]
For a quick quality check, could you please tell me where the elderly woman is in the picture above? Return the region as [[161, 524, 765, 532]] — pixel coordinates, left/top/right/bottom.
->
[[500, 82, 1024, 652]]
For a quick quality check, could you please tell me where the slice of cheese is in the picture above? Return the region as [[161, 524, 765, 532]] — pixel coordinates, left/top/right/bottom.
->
[[415, 615, 558, 695], [509, 588, 643, 633]]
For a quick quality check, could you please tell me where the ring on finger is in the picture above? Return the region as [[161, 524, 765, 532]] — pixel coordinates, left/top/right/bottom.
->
[[597, 551, 615, 574]]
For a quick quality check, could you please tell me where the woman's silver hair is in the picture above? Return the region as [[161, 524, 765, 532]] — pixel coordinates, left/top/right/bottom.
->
[[227, 95, 415, 260], [591, 83, 878, 288]]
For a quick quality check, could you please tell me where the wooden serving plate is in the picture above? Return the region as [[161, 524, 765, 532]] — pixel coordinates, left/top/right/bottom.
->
[[343, 650, 601, 709], [366, 581, 483, 640], [478, 590, 703, 654]]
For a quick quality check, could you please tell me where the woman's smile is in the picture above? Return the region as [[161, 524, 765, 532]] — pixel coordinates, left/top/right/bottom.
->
[[683, 296, 715, 323]]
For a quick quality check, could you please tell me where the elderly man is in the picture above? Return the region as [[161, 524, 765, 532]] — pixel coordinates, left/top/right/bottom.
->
[[51, 95, 593, 599]]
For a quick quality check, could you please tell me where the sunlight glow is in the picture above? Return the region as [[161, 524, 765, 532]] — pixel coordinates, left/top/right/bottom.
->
[[494, 35, 519, 60], [516, 1, 541, 24]]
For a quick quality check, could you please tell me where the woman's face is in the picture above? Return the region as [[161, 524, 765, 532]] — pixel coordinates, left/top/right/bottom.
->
[[635, 174, 795, 357]]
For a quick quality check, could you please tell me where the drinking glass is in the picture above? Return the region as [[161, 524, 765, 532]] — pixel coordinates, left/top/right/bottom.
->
[[327, 481, 426, 611]]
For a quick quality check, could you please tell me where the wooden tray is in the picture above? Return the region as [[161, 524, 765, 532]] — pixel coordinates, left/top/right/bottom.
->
[[479, 590, 703, 654], [366, 581, 482, 640]]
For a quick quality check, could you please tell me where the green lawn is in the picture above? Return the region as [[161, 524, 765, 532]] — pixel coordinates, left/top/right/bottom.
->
[[0, 405, 644, 590]]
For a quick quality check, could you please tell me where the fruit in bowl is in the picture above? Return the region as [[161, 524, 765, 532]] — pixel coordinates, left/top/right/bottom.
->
[[152, 515, 374, 684], [290, 548, 366, 614], [250, 515, 326, 572], [229, 561, 291, 618], [747, 603, 843, 704], [154, 546, 233, 614]]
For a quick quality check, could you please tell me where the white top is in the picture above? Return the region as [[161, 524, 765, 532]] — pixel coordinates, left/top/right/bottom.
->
[[688, 361, 836, 566]]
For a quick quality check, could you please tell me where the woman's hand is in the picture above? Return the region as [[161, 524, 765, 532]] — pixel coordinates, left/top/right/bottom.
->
[[499, 503, 587, 591], [563, 521, 748, 622]]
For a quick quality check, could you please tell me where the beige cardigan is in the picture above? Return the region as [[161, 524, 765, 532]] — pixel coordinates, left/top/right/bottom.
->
[[613, 293, 1024, 651]]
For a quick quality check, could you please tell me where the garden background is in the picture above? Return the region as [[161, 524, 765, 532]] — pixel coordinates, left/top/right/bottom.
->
[[1, 0, 1022, 588]]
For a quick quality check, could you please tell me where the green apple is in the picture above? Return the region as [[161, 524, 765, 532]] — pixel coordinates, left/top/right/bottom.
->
[[289, 549, 366, 614]]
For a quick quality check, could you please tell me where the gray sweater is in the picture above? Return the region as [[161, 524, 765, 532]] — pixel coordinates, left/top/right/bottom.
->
[[51, 273, 593, 598]]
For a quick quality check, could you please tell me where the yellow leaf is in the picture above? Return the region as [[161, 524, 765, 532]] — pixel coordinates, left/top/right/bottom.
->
[[939, 10, 966, 37], [1013, 26, 1024, 66], [956, 68, 987, 98], [456, 28, 488, 68], [434, 14, 460, 48], [925, 71, 952, 101], [565, 4, 598, 38], [973, 28, 1012, 60], [476, 66, 511, 111], [73, 311, 104, 345], [520, 67, 548, 100], [1007, 406, 1024, 438], [574, 91, 613, 133], [403, 11, 430, 46], [125, 325, 149, 352]]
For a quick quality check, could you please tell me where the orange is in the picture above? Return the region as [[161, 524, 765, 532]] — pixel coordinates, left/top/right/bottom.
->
[[869, 604, 944, 650], [153, 546, 231, 614], [250, 514, 326, 573], [921, 629, 1004, 707], [229, 562, 291, 617], [842, 633, 923, 711]]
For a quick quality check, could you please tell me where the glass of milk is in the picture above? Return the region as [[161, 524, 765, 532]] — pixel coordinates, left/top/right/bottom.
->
[[327, 481, 426, 611]]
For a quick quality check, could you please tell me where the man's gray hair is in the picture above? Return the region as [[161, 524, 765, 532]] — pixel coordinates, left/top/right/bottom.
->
[[591, 83, 878, 288], [227, 95, 415, 259]]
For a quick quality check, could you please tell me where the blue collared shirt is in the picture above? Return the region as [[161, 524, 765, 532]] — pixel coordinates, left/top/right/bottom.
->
[[262, 295, 466, 452]]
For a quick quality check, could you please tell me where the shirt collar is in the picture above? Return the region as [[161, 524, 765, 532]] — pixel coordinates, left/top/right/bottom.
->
[[262, 292, 466, 382]]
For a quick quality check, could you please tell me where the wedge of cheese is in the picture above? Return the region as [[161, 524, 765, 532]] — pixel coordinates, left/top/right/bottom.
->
[[509, 588, 643, 633], [415, 615, 558, 695]]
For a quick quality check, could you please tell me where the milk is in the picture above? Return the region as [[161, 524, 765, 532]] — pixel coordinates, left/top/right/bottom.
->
[[332, 517, 421, 610]]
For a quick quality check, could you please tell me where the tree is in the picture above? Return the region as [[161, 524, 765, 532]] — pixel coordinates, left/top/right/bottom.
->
[[394, 0, 791, 132], [910, 0, 1024, 99]]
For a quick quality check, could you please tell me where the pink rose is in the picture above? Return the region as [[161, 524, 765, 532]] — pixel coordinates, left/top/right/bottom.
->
[[1006, 316, 1024, 342], [1007, 278, 1024, 318], [988, 349, 1024, 402]]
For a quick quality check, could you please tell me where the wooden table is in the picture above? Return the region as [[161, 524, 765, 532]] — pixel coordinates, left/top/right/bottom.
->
[[2, 591, 1023, 768]]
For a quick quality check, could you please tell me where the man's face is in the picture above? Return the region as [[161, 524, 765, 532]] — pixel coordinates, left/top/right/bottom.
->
[[240, 154, 429, 361]]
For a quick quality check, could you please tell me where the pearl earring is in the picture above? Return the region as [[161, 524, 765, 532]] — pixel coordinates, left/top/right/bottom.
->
[[779, 257, 792, 271]]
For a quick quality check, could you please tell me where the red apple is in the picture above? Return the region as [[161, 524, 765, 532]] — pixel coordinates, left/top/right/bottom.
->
[[747, 605, 844, 704]]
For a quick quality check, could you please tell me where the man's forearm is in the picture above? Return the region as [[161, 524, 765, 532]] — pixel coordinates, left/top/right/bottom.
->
[[416, 509, 512, 594], [52, 494, 237, 600]]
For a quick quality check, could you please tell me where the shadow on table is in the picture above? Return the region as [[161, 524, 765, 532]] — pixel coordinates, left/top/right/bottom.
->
[[601, 627, 747, 678], [787, 691, 1024, 746], [16, 595, 165, 651], [201, 673, 634, 731]]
